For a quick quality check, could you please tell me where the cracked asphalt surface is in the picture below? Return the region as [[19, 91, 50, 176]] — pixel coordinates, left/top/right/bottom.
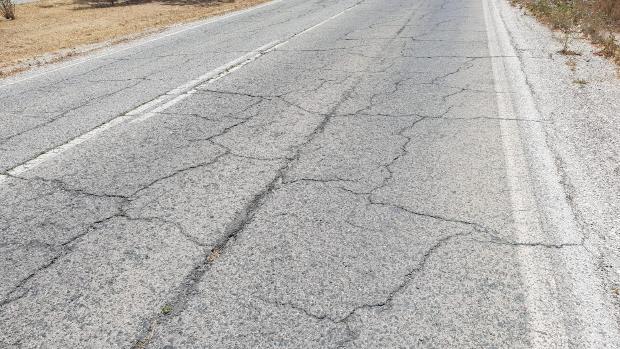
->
[[1, 0, 619, 347]]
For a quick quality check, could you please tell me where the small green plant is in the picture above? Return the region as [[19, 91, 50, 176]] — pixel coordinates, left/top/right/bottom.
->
[[161, 304, 173, 315], [0, 0, 15, 20], [551, 3, 581, 54]]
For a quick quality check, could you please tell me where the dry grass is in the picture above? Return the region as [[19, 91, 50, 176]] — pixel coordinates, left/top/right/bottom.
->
[[0, 0, 268, 76], [510, 0, 620, 65], [1, 0, 16, 20], [206, 247, 220, 263], [573, 77, 588, 86]]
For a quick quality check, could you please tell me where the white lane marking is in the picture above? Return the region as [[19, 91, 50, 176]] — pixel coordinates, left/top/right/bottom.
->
[[483, 0, 620, 347], [2, 0, 363, 180], [126, 2, 363, 124], [129, 40, 279, 124], [273, 1, 360, 50], [0, 0, 283, 89], [5, 41, 279, 178]]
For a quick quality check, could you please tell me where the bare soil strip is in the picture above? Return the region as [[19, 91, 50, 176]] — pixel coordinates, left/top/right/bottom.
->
[[0, 0, 268, 77]]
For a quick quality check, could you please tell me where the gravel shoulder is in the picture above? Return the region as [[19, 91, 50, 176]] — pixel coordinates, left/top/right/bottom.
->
[[498, 0, 620, 314]]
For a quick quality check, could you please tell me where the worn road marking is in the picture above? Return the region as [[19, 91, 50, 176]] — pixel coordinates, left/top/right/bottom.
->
[[1, 1, 363, 181], [128, 40, 280, 125], [483, 0, 619, 347], [2, 40, 279, 180], [273, 0, 361, 50]]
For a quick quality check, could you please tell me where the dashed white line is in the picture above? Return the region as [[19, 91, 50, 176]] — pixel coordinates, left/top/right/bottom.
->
[[2, 0, 363, 180], [4, 41, 279, 178], [272, 0, 361, 50]]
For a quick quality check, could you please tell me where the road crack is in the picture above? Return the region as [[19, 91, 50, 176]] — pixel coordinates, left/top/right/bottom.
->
[[130, 76, 362, 348]]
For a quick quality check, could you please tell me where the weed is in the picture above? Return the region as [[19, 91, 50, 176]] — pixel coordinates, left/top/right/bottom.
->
[[512, 0, 620, 67], [595, 34, 619, 59], [559, 48, 580, 56], [161, 304, 173, 315], [552, 3, 580, 53], [0, 0, 15, 20], [573, 78, 588, 86], [207, 247, 221, 263]]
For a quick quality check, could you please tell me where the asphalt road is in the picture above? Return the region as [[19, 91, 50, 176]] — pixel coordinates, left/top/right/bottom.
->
[[1, 0, 619, 347]]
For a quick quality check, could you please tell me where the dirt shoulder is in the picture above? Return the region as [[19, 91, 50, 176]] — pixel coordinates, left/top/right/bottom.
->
[[0, 0, 268, 77]]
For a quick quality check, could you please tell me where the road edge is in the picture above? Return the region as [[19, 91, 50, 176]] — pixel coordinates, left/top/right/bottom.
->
[[483, 0, 620, 346]]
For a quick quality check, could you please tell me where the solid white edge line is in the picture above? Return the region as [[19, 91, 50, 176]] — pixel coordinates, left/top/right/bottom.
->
[[483, 0, 620, 346], [483, 1, 566, 345]]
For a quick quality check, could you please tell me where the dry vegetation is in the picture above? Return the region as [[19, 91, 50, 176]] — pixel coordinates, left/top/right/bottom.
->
[[0, 0, 268, 77], [510, 0, 620, 65], [0, 0, 16, 20]]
